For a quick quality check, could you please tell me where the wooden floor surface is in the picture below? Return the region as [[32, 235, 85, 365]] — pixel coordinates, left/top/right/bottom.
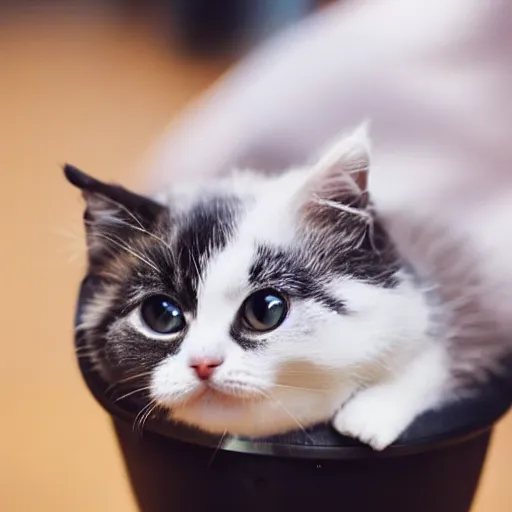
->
[[0, 7, 510, 512]]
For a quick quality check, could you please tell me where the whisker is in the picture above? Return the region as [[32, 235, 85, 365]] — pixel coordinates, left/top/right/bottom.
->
[[208, 429, 228, 468], [52, 226, 82, 242], [90, 193, 147, 231], [188, 241, 202, 283], [106, 371, 154, 392], [53, 225, 86, 264], [139, 401, 159, 433], [276, 369, 331, 375], [133, 400, 157, 435], [83, 191, 178, 268], [119, 370, 154, 382], [114, 386, 152, 403], [316, 196, 372, 222], [85, 217, 175, 264], [260, 390, 314, 444], [272, 383, 329, 393], [133, 402, 151, 433], [363, 211, 381, 255], [92, 232, 160, 273]]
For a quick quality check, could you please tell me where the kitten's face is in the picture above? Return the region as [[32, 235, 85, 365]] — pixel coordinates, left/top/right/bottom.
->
[[70, 129, 430, 436]]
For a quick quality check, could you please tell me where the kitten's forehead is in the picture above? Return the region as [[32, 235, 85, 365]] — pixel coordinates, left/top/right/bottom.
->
[[169, 193, 244, 299], [235, 169, 309, 246], [167, 173, 286, 293], [189, 174, 299, 294]]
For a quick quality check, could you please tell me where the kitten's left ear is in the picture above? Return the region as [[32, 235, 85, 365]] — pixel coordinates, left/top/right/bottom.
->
[[64, 164, 166, 229], [294, 123, 371, 217]]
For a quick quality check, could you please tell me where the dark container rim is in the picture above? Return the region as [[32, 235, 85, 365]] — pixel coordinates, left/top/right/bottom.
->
[[75, 276, 511, 460]]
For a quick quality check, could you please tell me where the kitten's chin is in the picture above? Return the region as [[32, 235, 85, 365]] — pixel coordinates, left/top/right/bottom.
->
[[187, 385, 261, 407], [165, 387, 271, 436], [168, 387, 333, 438], [172, 399, 315, 438]]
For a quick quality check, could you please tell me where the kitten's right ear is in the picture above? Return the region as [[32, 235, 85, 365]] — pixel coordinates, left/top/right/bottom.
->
[[312, 122, 370, 198], [287, 123, 371, 230], [64, 164, 166, 230]]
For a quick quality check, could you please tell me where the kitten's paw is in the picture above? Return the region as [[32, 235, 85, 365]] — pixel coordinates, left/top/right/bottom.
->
[[332, 388, 413, 451], [333, 346, 447, 450]]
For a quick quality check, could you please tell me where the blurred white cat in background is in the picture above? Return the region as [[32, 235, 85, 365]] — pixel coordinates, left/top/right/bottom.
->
[[149, 0, 512, 331]]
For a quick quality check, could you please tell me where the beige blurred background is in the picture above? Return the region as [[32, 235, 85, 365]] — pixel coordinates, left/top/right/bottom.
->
[[0, 2, 510, 511]]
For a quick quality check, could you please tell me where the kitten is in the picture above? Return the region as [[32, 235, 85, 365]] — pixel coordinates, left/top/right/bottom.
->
[[66, 127, 504, 450]]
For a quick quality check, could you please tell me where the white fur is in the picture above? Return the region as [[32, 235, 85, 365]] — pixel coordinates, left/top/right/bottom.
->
[[333, 342, 448, 450]]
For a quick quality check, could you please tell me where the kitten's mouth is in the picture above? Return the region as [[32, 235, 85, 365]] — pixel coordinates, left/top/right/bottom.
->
[[186, 381, 264, 406], [188, 387, 237, 406]]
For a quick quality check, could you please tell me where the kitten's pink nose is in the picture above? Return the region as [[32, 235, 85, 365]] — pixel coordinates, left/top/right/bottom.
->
[[189, 357, 223, 380]]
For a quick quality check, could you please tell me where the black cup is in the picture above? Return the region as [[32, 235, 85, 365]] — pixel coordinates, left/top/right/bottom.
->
[[75, 276, 511, 512]]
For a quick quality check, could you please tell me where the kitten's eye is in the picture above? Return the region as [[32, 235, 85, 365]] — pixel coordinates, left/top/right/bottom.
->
[[241, 289, 288, 332], [140, 295, 186, 335]]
